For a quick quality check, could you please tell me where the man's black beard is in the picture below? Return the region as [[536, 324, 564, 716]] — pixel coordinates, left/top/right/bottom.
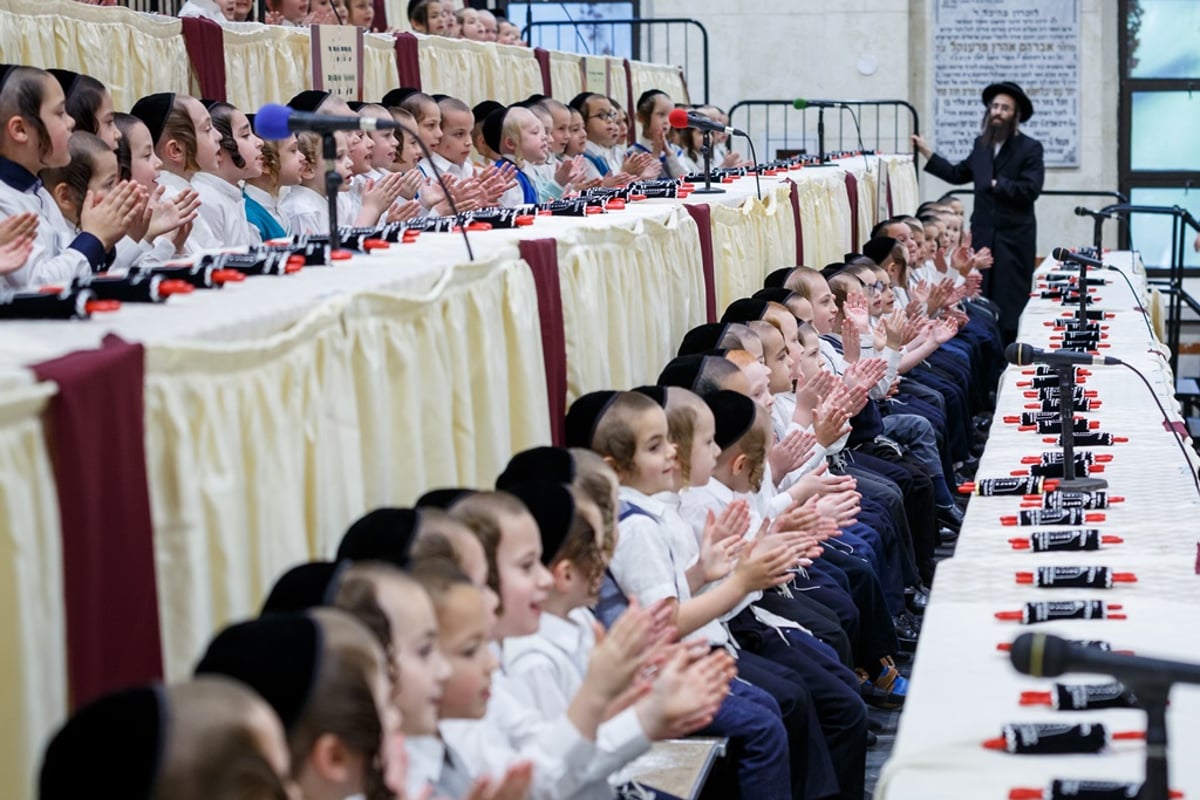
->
[[981, 112, 1019, 148]]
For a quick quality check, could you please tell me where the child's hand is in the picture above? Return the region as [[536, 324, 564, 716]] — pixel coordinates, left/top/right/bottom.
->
[[147, 187, 200, 242], [816, 489, 860, 527], [168, 220, 192, 254], [0, 212, 37, 247], [553, 154, 581, 187], [397, 169, 424, 201], [0, 230, 34, 276], [637, 642, 732, 739], [80, 181, 143, 250], [769, 428, 817, 479], [844, 292, 871, 331], [386, 199, 422, 224], [796, 368, 836, 405], [583, 601, 655, 702], [811, 401, 851, 448], [358, 171, 407, 224], [733, 525, 796, 592], [841, 317, 861, 363], [462, 761, 534, 800], [697, 504, 748, 583], [883, 308, 906, 350]]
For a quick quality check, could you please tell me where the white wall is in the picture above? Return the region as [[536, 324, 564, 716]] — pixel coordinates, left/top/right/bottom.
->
[[641, 0, 1119, 257]]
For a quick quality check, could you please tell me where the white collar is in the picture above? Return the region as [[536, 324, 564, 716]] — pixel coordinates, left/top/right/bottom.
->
[[405, 735, 447, 794], [533, 611, 587, 656], [618, 485, 668, 518], [157, 171, 192, 193], [191, 171, 244, 202], [242, 183, 277, 208]]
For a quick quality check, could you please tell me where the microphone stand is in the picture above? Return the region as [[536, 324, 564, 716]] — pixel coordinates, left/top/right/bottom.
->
[[1052, 361, 1108, 492], [322, 133, 342, 253], [807, 106, 835, 168], [1126, 678, 1172, 800], [691, 130, 724, 195]]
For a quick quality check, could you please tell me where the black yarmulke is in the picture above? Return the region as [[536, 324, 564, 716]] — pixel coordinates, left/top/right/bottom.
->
[[843, 252, 863, 263], [347, 100, 365, 112], [763, 266, 796, 289], [288, 90, 331, 113], [382, 87, 420, 109], [472, 99, 504, 125], [704, 390, 758, 449], [261, 561, 344, 614], [565, 390, 619, 449], [47, 68, 81, 100], [720, 298, 769, 324], [130, 92, 176, 146], [0, 64, 17, 91], [678, 323, 729, 357], [39, 684, 166, 800], [631, 385, 667, 407], [752, 287, 796, 305], [336, 507, 421, 568], [506, 482, 575, 566], [497, 446, 576, 491], [657, 354, 707, 391], [820, 262, 845, 281], [416, 488, 477, 510], [195, 614, 321, 732], [862, 236, 898, 266], [481, 107, 508, 155]]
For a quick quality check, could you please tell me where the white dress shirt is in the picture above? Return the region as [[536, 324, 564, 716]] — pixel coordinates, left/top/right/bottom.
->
[[609, 486, 729, 648], [243, 183, 290, 236], [177, 0, 228, 22], [440, 642, 644, 800], [279, 185, 329, 236], [191, 172, 259, 249], [423, 152, 477, 183], [0, 158, 97, 289], [503, 608, 652, 798], [156, 171, 220, 255], [406, 733, 475, 800]]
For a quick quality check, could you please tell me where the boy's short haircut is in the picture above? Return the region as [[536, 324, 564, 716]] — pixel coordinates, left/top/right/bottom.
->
[[761, 301, 794, 335], [567, 447, 619, 559], [437, 95, 471, 116], [552, 489, 607, 586], [411, 556, 474, 611], [590, 391, 662, 473], [719, 322, 760, 353], [0, 67, 52, 158], [534, 97, 569, 116], [783, 265, 825, 296], [400, 91, 436, 122]]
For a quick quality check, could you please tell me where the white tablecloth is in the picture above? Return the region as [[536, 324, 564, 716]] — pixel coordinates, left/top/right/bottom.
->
[[878, 252, 1200, 798]]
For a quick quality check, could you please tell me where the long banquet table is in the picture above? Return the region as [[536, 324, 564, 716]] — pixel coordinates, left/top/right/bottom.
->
[[0, 155, 915, 800], [877, 252, 1200, 798]]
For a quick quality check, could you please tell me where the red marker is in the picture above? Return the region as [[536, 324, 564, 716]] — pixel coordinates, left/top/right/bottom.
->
[[1009, 784, 1181, 800], [85, 299, 120, 313], [1009, 530, 1123, 551], [1015, 567, 1137, 587], [1001, 509, 1106, 526], [994, 600, 1125, 623], [331, 249, 353, 261]]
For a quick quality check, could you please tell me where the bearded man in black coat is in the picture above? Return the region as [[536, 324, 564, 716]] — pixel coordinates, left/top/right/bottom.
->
[[913, 81, 1045, 341]]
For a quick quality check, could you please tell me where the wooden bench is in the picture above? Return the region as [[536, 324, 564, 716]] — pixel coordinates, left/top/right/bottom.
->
[[623, 737, 728, 800]]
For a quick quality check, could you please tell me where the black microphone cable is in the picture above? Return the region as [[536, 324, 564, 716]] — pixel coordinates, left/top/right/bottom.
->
[[1118, 359, 1200, 498], [395, 120, 474, 262]]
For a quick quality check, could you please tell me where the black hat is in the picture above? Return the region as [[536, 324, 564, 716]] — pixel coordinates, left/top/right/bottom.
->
[[752, 287, 796, 305], [720, 298, 769, 324], [565, 390, 619, 449], [635, 89, 666, 111], [416, 487, 477, 510], [39, 684, 166, 800], [862, 236, 898, 266], [982, 81, 1033, 122], [657, 354, 709, 392], [347, 100, 365, 112], [763, 267, 796, 289], [261, 561, 344, 614], [704, 390, 758, 450], [497, 446, 576, 490], [481, 106, 509, 155], [523, 93, 548, 106], [430, 94, 450, 104], [130, 92, 177, 146], [506, 482, 575, 566], [47, 68, 81, 100], [288, 90, 331, 113], [0, 64, 17, 92], [336, 507, 421, 568], [200, 98, 224, 111], [472, 99, 504, 125], [631, 385, 667, 407], [195, 614, 321, 731], [820, 263, 845, 281], [844, 252, 864, 263], [568, 92, 595, 113], [678, 322, 729, 357], [382, 87, 420, 109]]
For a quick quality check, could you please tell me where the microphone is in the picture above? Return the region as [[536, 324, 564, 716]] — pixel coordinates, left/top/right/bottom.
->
[[1075, 206, 1119, 219], [254, 103, 395, 139], [792, 98, 842, 109], [1052, 247, 1105, 269], [1011, 631, 1200, 685], [667, 108, 745, 136], [1004, 342, 1121, 367]]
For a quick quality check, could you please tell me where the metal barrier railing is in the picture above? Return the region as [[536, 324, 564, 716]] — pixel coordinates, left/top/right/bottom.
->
[[729, 99, 920, 176], [522, 17, 709, 104], [944, 189, 1131, 252]]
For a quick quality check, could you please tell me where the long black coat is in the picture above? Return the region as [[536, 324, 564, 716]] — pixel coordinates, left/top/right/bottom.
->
[[924, 132, 1045, 333]]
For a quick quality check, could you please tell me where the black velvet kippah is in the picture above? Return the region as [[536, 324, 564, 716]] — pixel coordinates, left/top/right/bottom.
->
[[39, 684, 166, 800], [382, 87, 420, 109], [705, 390, 758, 449], [195, 614, 321, 732], [288, 90, 331, 113], [678, 323, 729, 357], [336, 507, 422, 568], [564, 390, 619, 449], [763, 266, 796, 289], [130, 92, 176, 146], [753, 287, 796, 305], [472, 99, 504, 126], [261, 561, 344, 614], [481, 107, 508, 155], [416, 487, 478, 510], [862, 236, 898, 266], [47, 68, 81, 100], [720, 298, 770, 324], [497, 446, 577, 490], [506, 482, 575, 565], [346, 100, 365, 112], [0, 64, 16, 92], [567, 92, 594, 113], [657, 354, 708, 391], [631, 385, 667, 407]]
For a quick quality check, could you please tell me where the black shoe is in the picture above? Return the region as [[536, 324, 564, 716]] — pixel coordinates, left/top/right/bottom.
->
[[907, 587, 931, 614], [937, 503, 964, 531], [939, 526, 960, 545], [894, 615, 920, 650]]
